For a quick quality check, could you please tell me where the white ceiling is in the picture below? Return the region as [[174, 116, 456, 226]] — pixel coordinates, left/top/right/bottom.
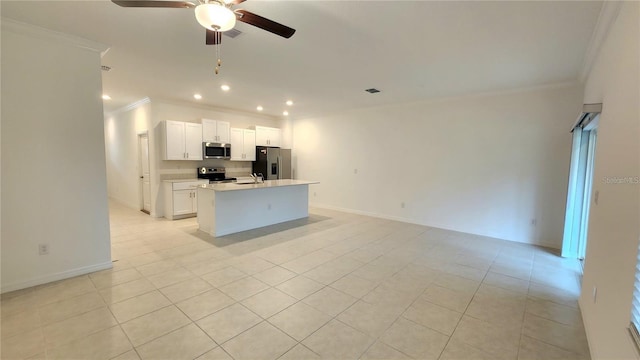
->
[[1, 0, 603, 119]]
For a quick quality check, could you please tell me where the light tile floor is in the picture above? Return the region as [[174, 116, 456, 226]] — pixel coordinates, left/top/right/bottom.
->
[[1, 201, 591, 360]]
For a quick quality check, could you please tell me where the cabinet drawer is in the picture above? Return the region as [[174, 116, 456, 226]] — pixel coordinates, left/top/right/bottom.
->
[[172, 181, 207, 191]]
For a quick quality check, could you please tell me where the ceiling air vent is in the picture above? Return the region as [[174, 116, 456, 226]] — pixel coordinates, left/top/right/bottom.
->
[[224, 28, 243, 39], [101, 65, 112, 72], [365, 88, 380, 94]]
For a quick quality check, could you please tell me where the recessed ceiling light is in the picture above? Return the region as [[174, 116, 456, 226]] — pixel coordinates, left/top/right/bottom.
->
[[102, 94, 111, 100], [193, 94, 202, 100], [283, 111, 289, 116], [286, 100, 293, 106], [221, 85, 230, 91], [257, 106, 263, 111]]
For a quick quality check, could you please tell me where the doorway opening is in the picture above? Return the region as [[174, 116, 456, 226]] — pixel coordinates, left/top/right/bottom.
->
[[138, 132, 151, 215], [562, 104, 601, 265]]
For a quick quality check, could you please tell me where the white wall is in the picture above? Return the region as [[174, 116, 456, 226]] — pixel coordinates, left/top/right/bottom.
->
[[293, 83, 583, 248], [1, 20, 112, 292], [578, 2, 640, 358], [104, 100, 152, 209]]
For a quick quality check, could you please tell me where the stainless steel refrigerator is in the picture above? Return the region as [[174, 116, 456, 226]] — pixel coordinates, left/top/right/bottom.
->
[[253, 147, 292, 180]]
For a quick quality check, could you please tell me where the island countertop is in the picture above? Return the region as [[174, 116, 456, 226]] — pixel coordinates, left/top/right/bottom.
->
[[197, 179, 318, 237], [198, 179, 319, 192]]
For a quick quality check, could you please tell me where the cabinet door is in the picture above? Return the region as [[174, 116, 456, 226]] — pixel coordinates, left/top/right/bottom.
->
[[173, 190, 194, 215], [269, 128, 282, 147], [255, 126, 269, 146], [217, 121, 230, 143], [229, 128, 244, 161], [201, 119, 217, 143], [244, 129, 256, 161], [165, 120, 186, 160], [184, 123, 203, 160], [191, 190, 198, 212]]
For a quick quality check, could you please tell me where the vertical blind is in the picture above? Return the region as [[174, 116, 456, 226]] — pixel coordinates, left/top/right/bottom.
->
[[629, 239, 640, 351]]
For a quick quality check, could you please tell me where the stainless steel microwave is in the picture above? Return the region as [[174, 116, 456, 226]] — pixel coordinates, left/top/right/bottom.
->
[[203, 142, 231, 159]]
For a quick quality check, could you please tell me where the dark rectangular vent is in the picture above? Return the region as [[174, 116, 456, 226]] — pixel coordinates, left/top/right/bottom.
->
[[365, 88, 380, 93], [101, 65, 111, 72], [224, 28, 243, 38]]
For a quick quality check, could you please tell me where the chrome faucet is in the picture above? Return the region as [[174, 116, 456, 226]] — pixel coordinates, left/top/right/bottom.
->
[[250, 173, 264, 184]]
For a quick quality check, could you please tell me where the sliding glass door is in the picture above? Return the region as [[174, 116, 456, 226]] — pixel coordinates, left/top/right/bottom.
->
[[562, 113, 599, 262]]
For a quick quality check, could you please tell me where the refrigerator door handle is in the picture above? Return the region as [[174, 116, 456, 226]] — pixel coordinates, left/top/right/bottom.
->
[[277, 156, 281, 179]]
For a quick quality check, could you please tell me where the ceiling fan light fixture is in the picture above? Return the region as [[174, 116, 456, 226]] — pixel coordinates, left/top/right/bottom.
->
[[195, 3, 236, 32]]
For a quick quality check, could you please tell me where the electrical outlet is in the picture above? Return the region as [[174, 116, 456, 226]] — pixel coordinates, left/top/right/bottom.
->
[[354, 168, 358, 174], [39, 243, 49, 255], [594, 190, 599, 205], [593, 286, 597, 303], [401, 202, 405, 208], [531, 218, 537, 226], [313, 192, 317, 197], [267, 203, 272, 210]]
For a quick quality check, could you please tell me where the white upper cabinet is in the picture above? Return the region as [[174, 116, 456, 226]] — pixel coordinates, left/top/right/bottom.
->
[[165, 120, 186, 160], [244, 129, 256, 161], [230, 128, 256, 161], [163, 120, 203, 160], [184, 122, 203, 160], [202, 119, 230, 143], [254, 126, 281, 147]]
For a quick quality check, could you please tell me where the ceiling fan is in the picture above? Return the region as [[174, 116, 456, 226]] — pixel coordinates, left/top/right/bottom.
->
[[112, 0, 295, 72], [112, 0, 295, 42]]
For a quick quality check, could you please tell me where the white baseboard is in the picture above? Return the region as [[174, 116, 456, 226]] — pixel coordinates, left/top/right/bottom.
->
[[309, 202, 560, 250], [1, 261, 113, 294]]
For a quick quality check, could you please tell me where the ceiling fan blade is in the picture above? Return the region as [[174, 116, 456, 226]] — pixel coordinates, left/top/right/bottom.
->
[[206, 30, 222, 45], [112, 0, 195, 8], [235, 9, 296, 39], [228, 0, 246, 4]]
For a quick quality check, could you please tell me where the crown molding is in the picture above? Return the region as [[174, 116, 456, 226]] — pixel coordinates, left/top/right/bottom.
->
[[106, 97, 152, 116], [1, 17, 109, 54], [579, 1, 623, 83]]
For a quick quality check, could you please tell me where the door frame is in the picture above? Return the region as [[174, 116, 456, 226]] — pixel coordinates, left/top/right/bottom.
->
[[137, 131, 151, 215]]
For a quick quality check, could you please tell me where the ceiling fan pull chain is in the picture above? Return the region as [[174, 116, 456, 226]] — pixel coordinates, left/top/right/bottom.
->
[[217, 34, 222, 67], [214, 31, 221, 74]]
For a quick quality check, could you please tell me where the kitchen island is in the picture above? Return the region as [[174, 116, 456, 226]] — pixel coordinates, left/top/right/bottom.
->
[[196, 179, 319, 237]]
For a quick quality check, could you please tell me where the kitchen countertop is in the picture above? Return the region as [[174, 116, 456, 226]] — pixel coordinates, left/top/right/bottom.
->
[[198, 179, 319, 192], [163, 179, 207, 183]]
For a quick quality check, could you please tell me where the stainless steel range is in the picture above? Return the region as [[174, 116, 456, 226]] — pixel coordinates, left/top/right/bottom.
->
[[197, 167, 236, 183]]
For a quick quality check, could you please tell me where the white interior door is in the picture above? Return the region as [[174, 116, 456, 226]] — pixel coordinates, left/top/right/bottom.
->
[[139, 133, 151, 214]]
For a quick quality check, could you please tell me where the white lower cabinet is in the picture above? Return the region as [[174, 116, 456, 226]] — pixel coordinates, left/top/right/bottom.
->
[[163, 180, 208, 220]]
